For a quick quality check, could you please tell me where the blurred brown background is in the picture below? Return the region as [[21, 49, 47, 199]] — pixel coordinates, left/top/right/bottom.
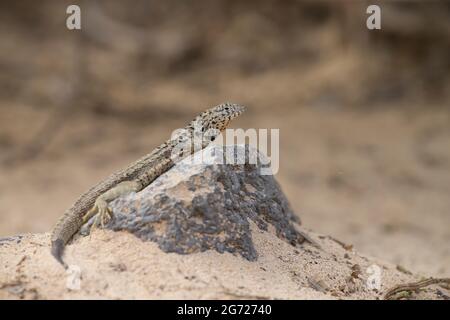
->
[[0, 1, 449, 276]]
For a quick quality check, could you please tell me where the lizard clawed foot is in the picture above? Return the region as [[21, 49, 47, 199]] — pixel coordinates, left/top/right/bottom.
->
[[91, 199, 113, 229], [81, 199, 113, 235]]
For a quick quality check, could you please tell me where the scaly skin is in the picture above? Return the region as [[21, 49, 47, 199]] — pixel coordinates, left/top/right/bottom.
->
[[50, 102, 245, 267]]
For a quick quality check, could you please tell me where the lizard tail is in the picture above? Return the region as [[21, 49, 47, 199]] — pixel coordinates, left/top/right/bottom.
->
[[51, 239, 68, 269], [50, 211, 83, 269]]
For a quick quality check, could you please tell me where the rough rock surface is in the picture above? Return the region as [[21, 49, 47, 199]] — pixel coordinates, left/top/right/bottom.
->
[[87, 145, 304, 261]]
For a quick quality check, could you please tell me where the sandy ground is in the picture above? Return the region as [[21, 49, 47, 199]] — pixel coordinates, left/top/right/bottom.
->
[[1, 225, 447, 300]]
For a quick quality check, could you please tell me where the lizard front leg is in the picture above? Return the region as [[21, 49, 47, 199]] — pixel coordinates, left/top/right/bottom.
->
[[82, 180, 142, 230]]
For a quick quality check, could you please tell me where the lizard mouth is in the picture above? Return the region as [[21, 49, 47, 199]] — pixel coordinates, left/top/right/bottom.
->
[[234, 104, 246, 116]]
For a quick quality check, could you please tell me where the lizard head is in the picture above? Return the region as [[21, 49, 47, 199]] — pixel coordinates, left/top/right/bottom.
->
[[197, 102, 246, 131], [193, 102, 245, 147], [170, 103, 245, 157]]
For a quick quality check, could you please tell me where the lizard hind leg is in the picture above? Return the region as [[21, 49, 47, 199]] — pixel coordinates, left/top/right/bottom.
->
[[87, 180, 142, 231]]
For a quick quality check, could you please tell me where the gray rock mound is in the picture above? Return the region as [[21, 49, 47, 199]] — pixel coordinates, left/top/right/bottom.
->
[[100, 144, 304, 260]]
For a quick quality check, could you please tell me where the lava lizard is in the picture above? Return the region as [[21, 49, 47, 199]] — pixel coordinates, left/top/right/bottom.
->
[[50, 102, 245, 268]]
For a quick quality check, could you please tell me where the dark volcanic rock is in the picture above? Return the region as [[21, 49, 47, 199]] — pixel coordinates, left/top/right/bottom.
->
[[102, 145, 304, 260]]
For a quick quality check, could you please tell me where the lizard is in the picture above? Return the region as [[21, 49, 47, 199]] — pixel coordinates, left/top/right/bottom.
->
[[50, 102, 245, 268]]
